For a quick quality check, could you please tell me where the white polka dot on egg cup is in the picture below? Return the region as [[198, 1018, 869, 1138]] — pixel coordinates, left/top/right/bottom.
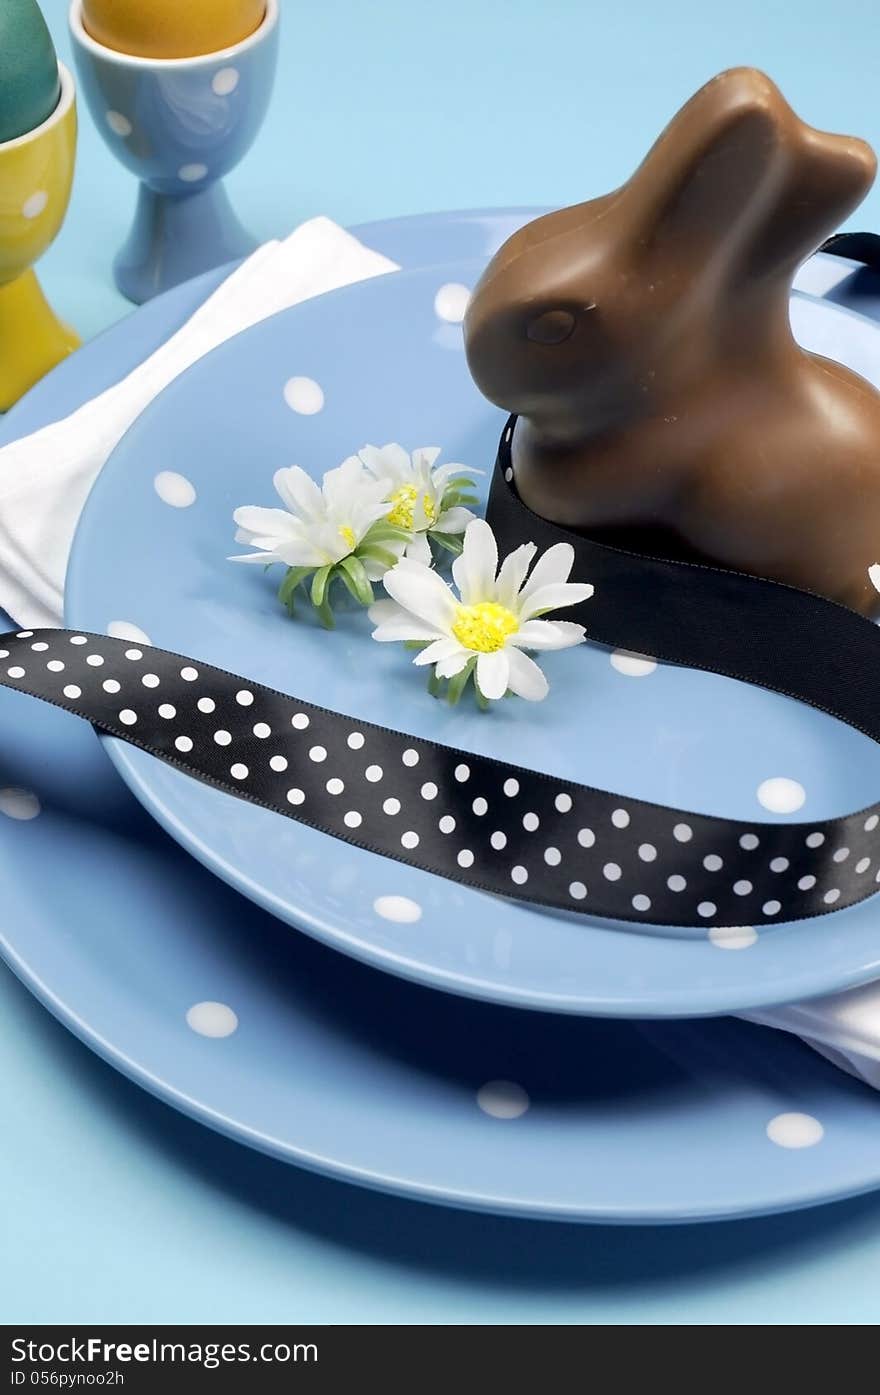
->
[[68, 0, 281, 304], [0, 63, 79, 411]]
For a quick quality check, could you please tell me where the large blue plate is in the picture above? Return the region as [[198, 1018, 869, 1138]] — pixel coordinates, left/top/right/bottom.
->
[[3, 212, 880, 1222], [8, 649, 880, 1225], [65, 246, 880, 1017]]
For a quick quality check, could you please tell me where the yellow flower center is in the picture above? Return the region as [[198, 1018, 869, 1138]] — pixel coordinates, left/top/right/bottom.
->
[[387, 484, 418, 529], [452, 601, 519, 653], [422, 492, 437, 524], [338, 524, 357, 552]]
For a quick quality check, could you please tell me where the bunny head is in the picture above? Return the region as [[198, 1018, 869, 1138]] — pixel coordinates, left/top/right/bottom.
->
[[464, 68, 875, 436]]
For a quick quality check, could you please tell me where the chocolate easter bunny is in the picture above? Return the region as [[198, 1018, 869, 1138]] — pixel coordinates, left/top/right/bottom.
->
[[464, 68, 880, 616]]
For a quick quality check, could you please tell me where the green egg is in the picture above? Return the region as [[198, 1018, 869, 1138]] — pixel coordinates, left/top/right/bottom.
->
[[0, 0, 60, 145]]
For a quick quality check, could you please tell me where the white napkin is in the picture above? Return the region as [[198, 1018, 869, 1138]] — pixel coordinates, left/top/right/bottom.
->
[[1, 215, 878, 1092], [0, 217, 399, 630]]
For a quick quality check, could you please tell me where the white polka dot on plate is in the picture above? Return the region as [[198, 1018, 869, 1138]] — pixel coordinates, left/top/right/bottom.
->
[[766, 1112, 824, 1148], [757, 777, 806, 814], [154, 471, 196, 508], [709, 925, 757, 950], [107, 621, 151, 644], [22, 191, 48, 219], [476, 1080, 529, 1119], [373, 895, 422, 923], [434, 282, 471, 323], [105, 109, 132, 137], [0, 787, 41, 820], [610, 649, 657, 677], [178, 163, 208, 183], [211, 66, 239, 95], [186, 1001, 238, 1038], [283, 376, 324, 414]]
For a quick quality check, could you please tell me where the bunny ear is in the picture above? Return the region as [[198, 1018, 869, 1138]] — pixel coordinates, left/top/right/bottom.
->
[[623, 68, 876, 276], [621, 69, 792, 265], [744, 126, 876, 276]]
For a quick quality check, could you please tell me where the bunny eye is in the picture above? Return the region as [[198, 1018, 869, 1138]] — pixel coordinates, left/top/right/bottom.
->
[[526, 309, 577, 345]]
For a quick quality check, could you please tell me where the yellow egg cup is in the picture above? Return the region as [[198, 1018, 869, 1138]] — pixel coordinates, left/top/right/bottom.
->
[[0, 63, 78, 413]]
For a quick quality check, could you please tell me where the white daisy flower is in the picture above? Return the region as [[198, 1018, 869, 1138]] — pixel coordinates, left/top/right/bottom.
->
[[369, 517, 594, 704], [231, 458, 410, 626], [358, 443, 479, 565]]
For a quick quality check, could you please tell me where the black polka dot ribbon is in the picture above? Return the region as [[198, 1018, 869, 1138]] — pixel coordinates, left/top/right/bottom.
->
[[2, 619, 880, 929]]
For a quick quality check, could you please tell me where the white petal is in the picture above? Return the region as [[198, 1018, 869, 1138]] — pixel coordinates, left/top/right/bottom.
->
[[233, 505, 301, 541], [274, 538, 329, 567], [405, 532, 434, 566], [432, 461, 483, 490], [413, 637, 466, 667], [510, 619, 586, 651], [452, 518, 498, 603], [476, 650, 510, 700], [273, 466, 324, 522], [369, 596, 445, 643], [359, 443, 412, 483], [505, 648, 549, 701], [434, 505, 475, 535], [494, 542, 537, 607], [411, 446, 442, 472], [368, 598, 403, 624], [383, 563, 458, 630], [228, 550, 278, 564], [519, 581, 594, 620], [435, 651, 470, 679], [322, 456, 370, 513], [518, 543, 576, 604]]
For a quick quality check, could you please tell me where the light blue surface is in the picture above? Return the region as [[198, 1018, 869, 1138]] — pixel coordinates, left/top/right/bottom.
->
[[7, 0, 880, 1324], [65, 263, 880, 1019], [69, 0, 279, 300]]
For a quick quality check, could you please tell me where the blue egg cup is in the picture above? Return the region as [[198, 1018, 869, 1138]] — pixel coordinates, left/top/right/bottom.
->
[[68, 0, 279, 303]]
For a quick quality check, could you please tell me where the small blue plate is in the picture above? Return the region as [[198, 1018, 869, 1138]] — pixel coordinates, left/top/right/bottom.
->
[[64, 247, 880, 1018]]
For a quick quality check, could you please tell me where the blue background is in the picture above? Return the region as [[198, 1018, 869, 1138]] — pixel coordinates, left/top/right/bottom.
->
[[6, 0, 880, 1324]]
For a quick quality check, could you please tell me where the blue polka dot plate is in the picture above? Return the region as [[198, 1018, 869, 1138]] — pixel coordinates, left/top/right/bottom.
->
[[4, 212, 880, 1221], [62, 244, 880, 1018]]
